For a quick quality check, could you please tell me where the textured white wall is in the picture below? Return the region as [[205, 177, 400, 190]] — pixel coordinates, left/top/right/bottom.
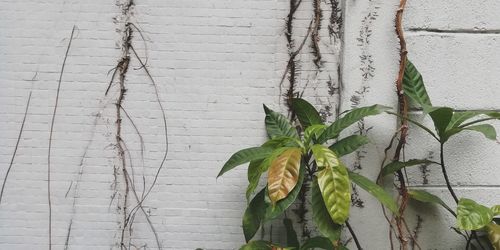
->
[[402, 1, 500, 249], [0, 0, 498, 249]]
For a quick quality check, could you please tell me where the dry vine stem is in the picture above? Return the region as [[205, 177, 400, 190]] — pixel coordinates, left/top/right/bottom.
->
[[311, 0, 322, 68], [0, 91, 32, 204], [393, 0, 411, 249], [109, 2, 136, 249], [114, 23, 132, 249], [47, 25, 77, 250], [106, 2, 167, 248]]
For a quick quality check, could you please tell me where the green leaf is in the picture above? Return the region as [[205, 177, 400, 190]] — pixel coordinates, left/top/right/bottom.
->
[[457, 111, 500, 128], [428, 107, 454, 140], [304, 124, 327, 146], [300, 236, 334, 250], [329, 135, 370, 157], [247, 160, 264, 200], [447, 111, 483, 129], [445, 124, 498, 142], [239, 240, 273, 250], [408, 189, 453, 214], [318, 105, 391, 143], [283, 218, 299, 248], [291, 98, 323, 128], [349, 171, 399, 215], [264, 105, 299, 139], [403, 60, 432, 111], [492, 205, 500, 216], [486, 223, 500, 250], [218, 147, 273, 177], [312, 177, 342, 242], [246, 148, 290, 201], [265, 163, 305, 220], [262, 136, 300, 148], [242, 189, 267, 242], [381, 159, 436, 177], [317, 165, 351, 224], [464, 124, 497, 140], [457, 198, 494, 230]]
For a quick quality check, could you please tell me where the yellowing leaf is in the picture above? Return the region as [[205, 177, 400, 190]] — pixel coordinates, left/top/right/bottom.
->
[[304, 125, 327, 146], [457, 198, 493, 230], [240, 240, 272, 250], [492, 205, 500, 216], [246, 148, 289, 201], [486, 223, 500, 250], [267, 148, 302, 204], [317, 165, 351, 224], [311, 178, 342, 241], [311, 145, 340, 168], [265, 163, 305, 220]]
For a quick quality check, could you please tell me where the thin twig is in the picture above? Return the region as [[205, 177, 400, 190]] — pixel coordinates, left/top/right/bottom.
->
[[128, 45, 169, 207], [346, 220, 362, 250], [120, 139, 162, 249], [48, 25, 77, 250], [401, 217, 422, 250], [279, 19, 315, 96], [64, 111, 100, 250], [0, 91, 32, 204], [377, 129, 401, 250], [120, 105, 146, 195]]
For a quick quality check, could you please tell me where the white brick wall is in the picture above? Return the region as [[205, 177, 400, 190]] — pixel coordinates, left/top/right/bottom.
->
[[0, 0, 498, 249]]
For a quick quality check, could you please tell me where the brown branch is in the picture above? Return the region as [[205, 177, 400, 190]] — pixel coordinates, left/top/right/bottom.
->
[[48, 25, 76, 250], [108, 4, 167, 247], [279, 0, 309, 116], [393, 0, 410, 249], [378, 129, 401, 250], [108, 18, 133, 249], [0, 91, 32, 204], [402, 217, 422, 250]]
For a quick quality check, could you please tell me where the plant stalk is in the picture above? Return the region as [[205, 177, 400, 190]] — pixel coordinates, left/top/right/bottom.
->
[[439, 143, 459, 204], [346, 220, 362, 250]]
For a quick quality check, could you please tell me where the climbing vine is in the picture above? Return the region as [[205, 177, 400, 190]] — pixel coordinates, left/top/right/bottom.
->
[[217, 1, 500, 250]]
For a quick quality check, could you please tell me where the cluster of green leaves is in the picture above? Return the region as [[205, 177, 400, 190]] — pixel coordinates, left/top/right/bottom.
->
[[218, 98, 398, 249], [393, 60, 500, 249]]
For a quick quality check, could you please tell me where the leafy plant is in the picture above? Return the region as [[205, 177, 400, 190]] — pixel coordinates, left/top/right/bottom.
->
[[218, 98, 397, 249], [390, 59, 500, 249], [456, 199, 500, 250], [218, 60, 500, 249]]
